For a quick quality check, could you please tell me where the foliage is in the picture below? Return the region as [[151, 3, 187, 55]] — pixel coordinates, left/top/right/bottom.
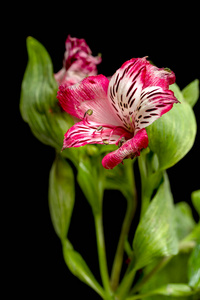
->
[[20, 37, 200, 299]]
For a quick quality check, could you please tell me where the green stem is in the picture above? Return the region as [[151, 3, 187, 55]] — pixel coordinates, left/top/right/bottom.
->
[[115, 267, 137, 299], [140, 194, 151, 219], [110, 161, 137, 291], [137, 155, 150, 218], [94, 213, 113, 298], [110, 194, 137, 291]]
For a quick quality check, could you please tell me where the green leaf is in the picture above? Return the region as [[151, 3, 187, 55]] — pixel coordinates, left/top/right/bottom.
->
[[188, 240, 200, 289], [62, 239, 105, 298], [20, 37, 74, 150], [48, 155, 75, 240], [104, 158, 136, 201], [133, 173, 178, 270], [191, 190, 200, 217], [138, 252, 192, 298], [175, 202, 196, 240], [77, 150, 104, 215], [145, 283, 198, 298], [182, 79, 199, 107], [146, 93, 197, 170], [138, 149, 163, 216], [170, 83, 184, 102], [128, 283, 199, 299]]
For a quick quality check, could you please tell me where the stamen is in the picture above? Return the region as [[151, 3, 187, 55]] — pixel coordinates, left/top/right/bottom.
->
[[118, 137, 126, 148], [115, 133, 127, 146], [83, 109, 93, 125], [84, 109, 93, 117]]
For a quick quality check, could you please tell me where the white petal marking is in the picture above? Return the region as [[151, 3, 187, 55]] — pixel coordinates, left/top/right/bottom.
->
[[134, 86, 177, 133], [108, 59, 146, 132]]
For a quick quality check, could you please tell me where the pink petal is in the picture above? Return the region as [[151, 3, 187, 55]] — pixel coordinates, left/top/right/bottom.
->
[[134, 86, 179, 133], [57, 75, 123, 126], [102, 128, 148, 169], [108, 58, 147, 131], [65, 35, 92, 65], [64, 35, 101, 72], [107, 57, 178, 135], [63, 121, 132, 149], [143, 62, 176, 89], [55, 35, 101, 86]]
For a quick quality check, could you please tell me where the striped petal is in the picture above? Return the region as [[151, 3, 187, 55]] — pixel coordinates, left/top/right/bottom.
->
[[134, 86, 179, 133], [107, 57, 179, 134], [143, 63, 176, 89], [102, 128, 148, 169], [63, 121, 132, 148], [108, 58, 146, 132]]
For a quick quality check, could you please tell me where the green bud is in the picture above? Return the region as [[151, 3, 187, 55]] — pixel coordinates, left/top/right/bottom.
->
[[20, 37, 74, 150]]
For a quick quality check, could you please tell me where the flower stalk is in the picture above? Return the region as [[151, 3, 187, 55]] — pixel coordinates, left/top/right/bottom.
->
[[110, 168, 137, 291], [94, 213, 113, 299]]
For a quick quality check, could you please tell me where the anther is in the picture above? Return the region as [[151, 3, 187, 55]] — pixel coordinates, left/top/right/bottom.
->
[[96, 126, 103, 131], [84, 109, 93, 118], [118, 137, 126, 148]]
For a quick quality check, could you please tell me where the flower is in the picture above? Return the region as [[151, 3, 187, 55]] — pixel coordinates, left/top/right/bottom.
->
[[57, 57, 179, 169], [54, 35, 101, 86]]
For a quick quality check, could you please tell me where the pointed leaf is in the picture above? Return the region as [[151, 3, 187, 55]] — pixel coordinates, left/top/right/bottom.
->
[[188, 240, 200, 289], [182, 79, 199, 107], [147, 92, 197, 170], [175, 202, 196, 240], [20, 37, 74, 150], [170, 83, 184, 102], [139, 252, 192, 300], [133, 173, 178, 270], [62, 239, 105, 298], [48, 155, 75, 240], [191, 190, 200, 216], [139, 284, 199, 298]]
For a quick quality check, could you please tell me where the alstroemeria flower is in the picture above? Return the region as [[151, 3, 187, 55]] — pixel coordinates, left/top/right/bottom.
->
[[54, 35, 101, 86], [57, 57, 179, 169]]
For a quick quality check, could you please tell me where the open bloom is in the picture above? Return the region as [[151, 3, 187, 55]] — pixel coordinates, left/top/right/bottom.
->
[[57, 57, 179, 169], [54, 35, 101, 86]]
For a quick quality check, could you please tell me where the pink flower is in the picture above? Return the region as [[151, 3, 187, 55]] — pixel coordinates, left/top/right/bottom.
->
[[57, 57, 179, 169], [54, 35, 101, 86]]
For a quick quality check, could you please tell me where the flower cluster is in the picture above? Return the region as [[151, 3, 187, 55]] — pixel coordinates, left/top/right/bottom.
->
[[54, 35, 101, 86], [57, 37, 179, 169]]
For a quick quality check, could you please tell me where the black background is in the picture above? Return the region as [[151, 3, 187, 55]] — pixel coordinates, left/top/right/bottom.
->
[[12, 5, 200, 299]]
